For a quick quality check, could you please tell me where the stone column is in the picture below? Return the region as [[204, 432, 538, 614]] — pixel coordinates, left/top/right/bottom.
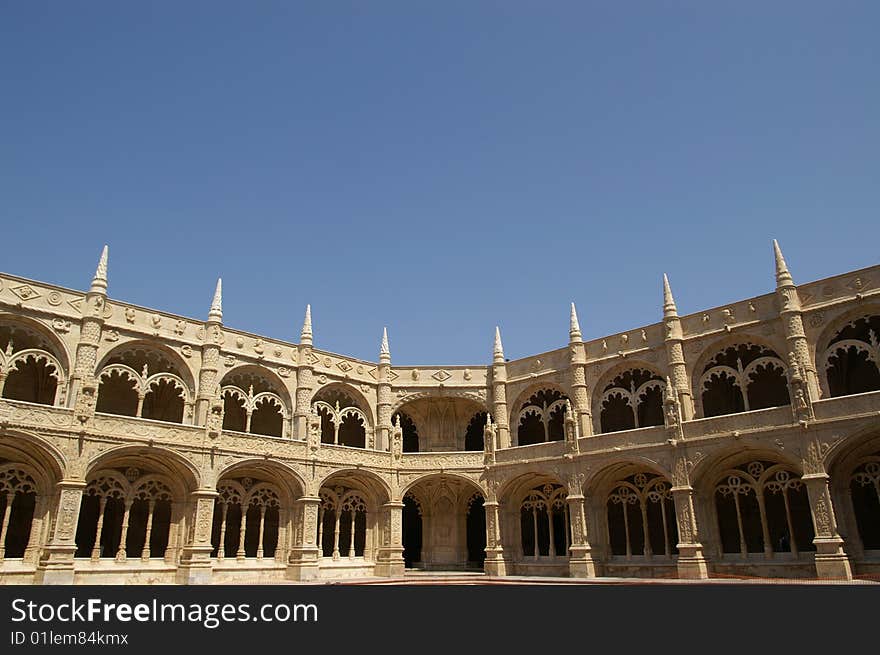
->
[[568, 304, 593, 437], [802, 473, 852, 580], [287, 496, 321, 581], [35, 480, 86, 585], [566, 494, 597, 577], [175, 489, 217, 585], [483, 481, 508, 576], [374, 501, 405, 577], [376, 329, 392, 452], [662, 275, 695, 421], [115, 500, 133, 562], [195, 280, 223, 425], [491, 327, 512, 448], [70, 247, 108, 408], [294, 306, 315, 441], [670, 485, 709, 579], [773, 241, 821, 400]]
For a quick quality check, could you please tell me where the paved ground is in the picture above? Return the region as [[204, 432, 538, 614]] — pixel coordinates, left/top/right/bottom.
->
[[284, 570, 880, 585]]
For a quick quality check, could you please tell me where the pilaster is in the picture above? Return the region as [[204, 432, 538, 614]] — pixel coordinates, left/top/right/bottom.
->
[[175, 488, 217, 585], [294, 305, 315, 440], [802, 473, 853, 580], [376, 328, 392, 452], [195, 279, 223, 425], [34, 479, 85, 585], [286, 495, 321, 581], [374, 501, 405, 577], [70, 246, 108, 411], [566, 494, 597, 577]]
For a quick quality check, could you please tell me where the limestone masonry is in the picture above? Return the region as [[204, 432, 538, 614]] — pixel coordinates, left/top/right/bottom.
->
[[0, 242, 878, 584]]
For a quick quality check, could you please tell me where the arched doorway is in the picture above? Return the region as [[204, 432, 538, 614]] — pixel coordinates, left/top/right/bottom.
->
[[402, 493, 422, 568], [466, 494, 486, 568]]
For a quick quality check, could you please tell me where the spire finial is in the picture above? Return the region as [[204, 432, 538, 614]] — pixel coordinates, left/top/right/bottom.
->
[[300, 304, 313, 346], [208, 278, 223, 322], [89, 245, 109, 294], [569, 302, 582, 342], [773, 239, 794, 287], [379, 327, 391, 364], [493, 326, 505, 363], [663, 273, 678, 318]]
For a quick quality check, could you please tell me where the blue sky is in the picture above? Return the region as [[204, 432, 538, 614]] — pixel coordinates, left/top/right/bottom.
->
[[2, 3, 878, 365]]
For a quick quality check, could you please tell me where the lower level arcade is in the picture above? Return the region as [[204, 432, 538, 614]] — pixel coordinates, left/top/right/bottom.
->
[[1, 433, 878, 584]]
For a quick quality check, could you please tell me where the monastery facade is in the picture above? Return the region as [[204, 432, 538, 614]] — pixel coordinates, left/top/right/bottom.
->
[[0, 242, 878, 584]]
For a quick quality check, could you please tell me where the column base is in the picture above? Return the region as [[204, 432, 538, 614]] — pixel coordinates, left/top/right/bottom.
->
[[813, 537, 853, 581], [676, 544, 709, 580], [175, 547, 214, 585], [374, 545, 405, 577], [34, 545, 76, 585], [287, 547, 320, 581], [568, 545, 596, 577], [483, 557, 508, 577]]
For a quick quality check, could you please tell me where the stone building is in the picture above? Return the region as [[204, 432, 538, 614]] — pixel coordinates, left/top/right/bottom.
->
[[0, 242, 877, 584]]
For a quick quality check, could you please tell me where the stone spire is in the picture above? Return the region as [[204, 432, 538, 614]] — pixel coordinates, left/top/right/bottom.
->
[[300, 304, 313, 346], [208, 278, 222, 322], [569, 302, 582, 342], [89, 245, 109, 294], [773, 239, 794, 288], [493, 326, 505, 364], [379, 327, 391, 364], [663, 273, 678, 318]]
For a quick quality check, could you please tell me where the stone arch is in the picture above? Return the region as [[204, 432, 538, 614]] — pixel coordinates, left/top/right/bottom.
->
[[216, 459, 305, 505], [311, 382, 374, 426], [497, 472, 568, 562], [0, 313, 72, 375], [77, 448, 195, 563], [317, 468, 392, 505], [693, 446, 813, 561], [509, 383, 570, 447], [813, 305, 880, 398], [97, 341, 196, 423], [823, 429, 880, 557], [401, 472, 485, 500], [316, 469, 391, 563], [85, 445, 200, 495], [212, 459, 302, 562], [691, 334, 790, 418], [97, 340, 196, 392], [585, 460, 677, 565], [592, 362, 667, 434], [0, 432, 65, 563], [0, 429, 67, 488], [392, 396, 487, 452]]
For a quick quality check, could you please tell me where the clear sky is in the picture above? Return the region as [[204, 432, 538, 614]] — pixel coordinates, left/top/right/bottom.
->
[[2, 2, 878, 365]]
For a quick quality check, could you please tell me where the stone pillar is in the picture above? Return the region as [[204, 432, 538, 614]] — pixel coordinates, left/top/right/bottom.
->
[[70, 247, 109, 411], [491, 327, 511, 448], [568, 303, 592, 437], [294, 305, 315, 441], [483, 478, 507, 576], [374, 501, 405, 577], [195, 279, 223, 426], [175, 489, 217, 585], [662, 275, 695, 421], [35, 480, 85, 585], [774, 241, 821, 400], [566, 494, 597, 577], [671, 485, 709, 579], [376, 328, 392, 452], [287, 496, 321, 580], [802, 473, 853, 580]]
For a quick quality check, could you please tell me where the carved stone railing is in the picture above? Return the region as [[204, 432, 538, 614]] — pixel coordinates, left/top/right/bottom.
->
[[398, 451, 484, 470], [494, 440, 566, 463], [577, 425, 667, 453], [683, 405, 793, 439], [812, 390, 880, 421]]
